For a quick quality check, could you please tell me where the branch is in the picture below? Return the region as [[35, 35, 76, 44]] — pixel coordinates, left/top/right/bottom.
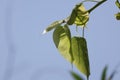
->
[[88, 0, 107, 13]]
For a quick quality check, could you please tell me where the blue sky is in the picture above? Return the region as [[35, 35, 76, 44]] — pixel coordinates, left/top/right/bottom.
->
[[0, 0, 120, 80]]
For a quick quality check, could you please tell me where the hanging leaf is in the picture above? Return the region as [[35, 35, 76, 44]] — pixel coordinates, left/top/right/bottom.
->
[[101, 66, 108, 80], [115, 12, 120, 20], [67, 3, 89, 27], [53, 25, 73, 63], [42, 20, 63, 34], [71, 37, 90, 78], [70, 71, 84, 80], [74, 3, 89, 27], [115, 0, 120, 9]]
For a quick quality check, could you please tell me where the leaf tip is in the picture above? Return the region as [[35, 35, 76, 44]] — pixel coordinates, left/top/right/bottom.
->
[[42, 30, 47, 34]]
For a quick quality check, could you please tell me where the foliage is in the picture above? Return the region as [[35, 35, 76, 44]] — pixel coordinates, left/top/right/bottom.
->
[[115, 0, 120, 20], [43, 0, 119, 80], [67, 3, 89, 27]]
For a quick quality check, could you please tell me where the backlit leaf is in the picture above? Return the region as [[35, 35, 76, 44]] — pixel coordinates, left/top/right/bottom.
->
[[67, 3, 89, 27], [53, 25, 73, 63], [74, 3, 89, 27], [71, 37, 90, 78]]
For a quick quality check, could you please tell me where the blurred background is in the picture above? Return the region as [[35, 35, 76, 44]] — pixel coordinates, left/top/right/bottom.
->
[[0, 0, 120, 80]]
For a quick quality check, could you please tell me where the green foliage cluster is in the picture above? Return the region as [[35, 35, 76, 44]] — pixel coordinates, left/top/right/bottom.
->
[[115, 0, 120, 20], [53, 23, 90, 78], [43, 0, 119, 80]]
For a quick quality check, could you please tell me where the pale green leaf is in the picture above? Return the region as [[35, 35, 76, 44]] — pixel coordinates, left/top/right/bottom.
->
[[42, 20, 63, 34], [53, 25, 73, 63], [74, 3, 89, 27], [67, 3, 89, 27], [71, 37, 90, 78]]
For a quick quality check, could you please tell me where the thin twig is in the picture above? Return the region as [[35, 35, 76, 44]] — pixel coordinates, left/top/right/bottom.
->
[[82, 0, 100, 3], [88, 0, 107, 13], [82, 27, 85, 38]]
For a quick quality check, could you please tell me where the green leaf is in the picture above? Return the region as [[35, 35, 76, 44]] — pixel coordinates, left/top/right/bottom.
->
[[115, 0, 120, 9], [115, 12, 120, 20], [101, 66, 108, 80], [53, 25, 73, 63], [74, 3, 89, 27], [43, 20, 63, 34], [71, 37, 90, 78], [67, 3, 89, 27], [70, 71, 84, 80]]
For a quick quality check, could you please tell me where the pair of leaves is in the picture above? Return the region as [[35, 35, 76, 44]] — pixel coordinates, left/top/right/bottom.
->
[[53, 25, 90, 78], [67, 3, 89, 27], [101, 66, 117, 80]]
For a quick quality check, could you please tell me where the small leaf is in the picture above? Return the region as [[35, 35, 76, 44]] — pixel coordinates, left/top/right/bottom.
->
[[115, 0, 120, 9], [74, 3, 89, 27], [42, 20, 63, 34], [53, 25, 73, 63], [101, 66, 108, 80], [67, 3, 89, 27], [71, 37, 90, 78], [70, 71, 84, 80], [115, 12, 120, 20]]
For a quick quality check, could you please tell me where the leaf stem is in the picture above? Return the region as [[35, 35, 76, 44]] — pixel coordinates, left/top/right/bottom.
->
[[87, 77, 89, 80], [88, 0, 107, 13], [82, 0, 100, 3], [82, 27, 85, 38]]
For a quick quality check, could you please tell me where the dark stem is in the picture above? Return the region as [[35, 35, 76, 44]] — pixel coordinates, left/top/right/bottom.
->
[[88, 0, 107, 13], [82, 27, 85, 38], [87, 77, 89, 80]]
